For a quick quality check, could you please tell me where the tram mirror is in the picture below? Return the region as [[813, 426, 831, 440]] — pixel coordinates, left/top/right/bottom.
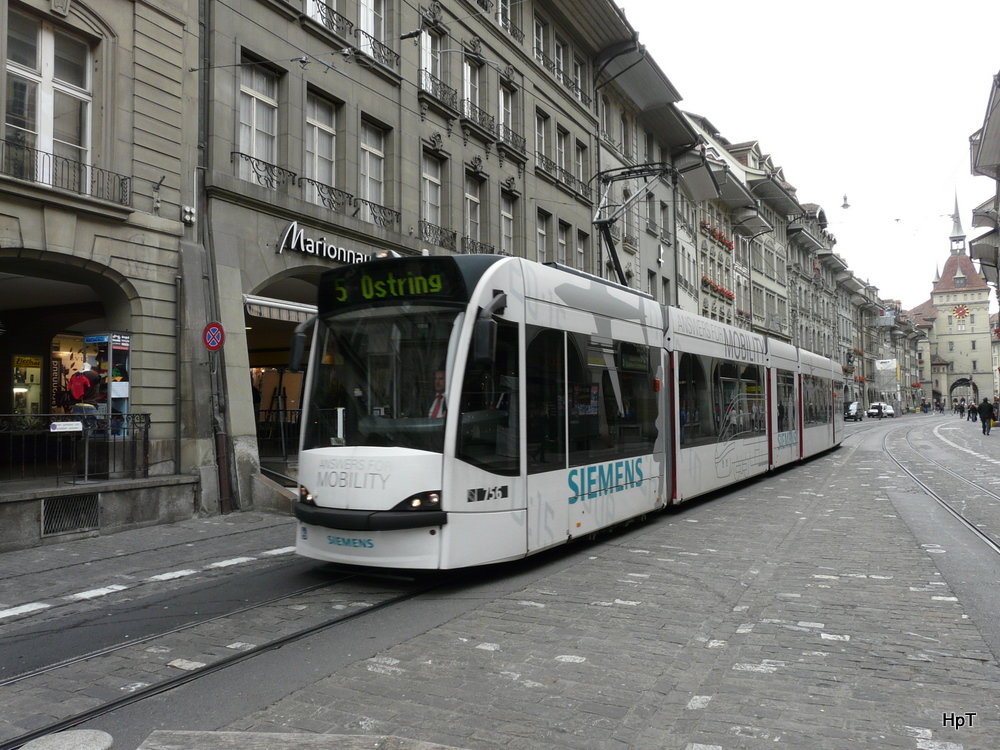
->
[[473, 317, 497, 364], [289, 316, 317, 372]]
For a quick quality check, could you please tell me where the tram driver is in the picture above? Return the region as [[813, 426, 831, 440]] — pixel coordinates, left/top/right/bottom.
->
[[428, 369, 447, 418]]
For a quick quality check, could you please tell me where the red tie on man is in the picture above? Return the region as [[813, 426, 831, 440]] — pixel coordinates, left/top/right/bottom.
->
[[430, 394, 443, 418]]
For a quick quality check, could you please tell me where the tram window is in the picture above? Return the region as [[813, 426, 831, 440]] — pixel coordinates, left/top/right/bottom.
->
[[802, 374, 830, 425], [301, 306, 460, 452], [678, 353, 764, 447], [456, 321, 519, 475], [776, 370, 796, 432], [567, 335, 656, 467], [678, 353, 712, 446], [526, 326, 566, 474]]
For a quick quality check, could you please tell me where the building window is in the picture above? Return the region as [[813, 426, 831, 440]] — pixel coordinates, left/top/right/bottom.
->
[[557, 221, 569, 264], [535, 110, 548, 158], [358, 120, 386, 220], [5, 9, 92, 189], [305, 93, 337, 201], [465, 174, 482, 242], [600, 95, 612, 139], [360, 0, 384, 41], [501, 192, 516, 256], [421, 152, 442, 225], [239, 59, 278, 186], [556, 128, 568, 172], [463, 57, 480, 111], [576, 230, 588, 273], [553, 38, 566, 83], [420, 30, 442, 80], [532, 17, 547, 63], [572, 58, 586, 102], [575, 142, 586, 182], [499, 85, 514, 131], [536, 210, 550, 263]]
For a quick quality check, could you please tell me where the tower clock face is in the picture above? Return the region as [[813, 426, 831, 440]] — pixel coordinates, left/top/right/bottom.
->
[[954, 304, 969, 319]]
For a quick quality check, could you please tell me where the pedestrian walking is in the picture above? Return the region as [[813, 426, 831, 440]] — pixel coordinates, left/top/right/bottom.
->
[[977, 398, 995, 435]]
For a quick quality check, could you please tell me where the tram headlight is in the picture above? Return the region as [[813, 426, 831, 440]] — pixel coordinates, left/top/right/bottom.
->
[[299, 485, 316, 505], [391, 491, 441, 511]]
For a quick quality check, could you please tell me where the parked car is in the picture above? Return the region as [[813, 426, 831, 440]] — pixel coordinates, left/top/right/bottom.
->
[[866, 402, 895, 418], [844, 401, 862, 421]]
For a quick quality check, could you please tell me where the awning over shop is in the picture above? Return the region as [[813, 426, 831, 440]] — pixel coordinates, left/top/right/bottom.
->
[[244, 294, 317, 324]]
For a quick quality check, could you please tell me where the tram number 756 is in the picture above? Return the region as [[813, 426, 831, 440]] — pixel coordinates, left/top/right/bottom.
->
[[467, 485, 509, 503]]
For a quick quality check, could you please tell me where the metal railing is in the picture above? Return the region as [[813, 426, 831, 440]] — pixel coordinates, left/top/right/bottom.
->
[[257, 408, 301, 463], [299, 177, 354, 213], [421, 220, 458, 250], [419, 69, 459, 109], [0, 413, 150, 485], [1, 138, 131, 206], [461, 99, 496, 135], [498, 124, 526, 153], [354, 29, 400, 69], [353, 197, 400, 227], [232, 152, 297, 189], [312, 0, 354, 37], [496, 13, 524, 43], [462, 236, 495, 255]]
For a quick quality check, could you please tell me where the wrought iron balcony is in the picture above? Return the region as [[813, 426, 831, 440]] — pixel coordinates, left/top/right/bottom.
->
[[420, 220, 457, 250], [564, 77, 592, 107], [462, 236, 495, 255], [419, 69, 459, 109], [600, 131, 622, 152], [495, 12, 524, 43], [557, 167, 590, 199], [534, 47, 556, 76], [536, 152, 557, 174], [299, 177, 354, 213], [312, 1, 354, 37], [497, 124, 526, 154], [1, 138, 131, 206], [461, 99, 496, 135], [354, 197, 400, 227], [354, 29, 400, 69], [232, 152, 296, 190]]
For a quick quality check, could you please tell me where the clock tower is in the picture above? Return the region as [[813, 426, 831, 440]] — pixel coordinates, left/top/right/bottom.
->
[[922, 198, 992, 406]]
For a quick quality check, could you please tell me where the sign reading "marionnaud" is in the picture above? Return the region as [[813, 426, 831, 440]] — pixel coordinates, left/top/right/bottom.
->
[[276, 221, 369, 264]]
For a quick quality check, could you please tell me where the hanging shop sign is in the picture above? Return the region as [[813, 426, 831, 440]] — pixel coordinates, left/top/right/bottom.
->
[[277, 221, 370, 264]]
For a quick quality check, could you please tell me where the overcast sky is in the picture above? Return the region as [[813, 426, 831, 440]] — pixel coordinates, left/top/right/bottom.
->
[[620, 0, 1000, 311]]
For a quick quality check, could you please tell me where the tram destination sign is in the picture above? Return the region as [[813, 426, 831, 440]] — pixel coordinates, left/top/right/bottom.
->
[[318, 256, 471, 313]]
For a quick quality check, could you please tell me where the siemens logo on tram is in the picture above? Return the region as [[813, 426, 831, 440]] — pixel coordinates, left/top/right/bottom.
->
[[327, 535, 374, 548], [567, 458, 643, 504]]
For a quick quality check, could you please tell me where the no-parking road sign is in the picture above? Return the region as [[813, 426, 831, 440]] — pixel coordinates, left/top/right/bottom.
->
[[203, 322, 225, 351]]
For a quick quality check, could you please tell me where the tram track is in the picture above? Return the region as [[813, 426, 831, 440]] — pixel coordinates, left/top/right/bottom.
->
[[0, 567, 446, 750], [882, 420, 1000, 555]]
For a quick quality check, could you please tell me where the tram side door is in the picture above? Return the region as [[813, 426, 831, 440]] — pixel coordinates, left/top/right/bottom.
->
[[524, 325, 569, 553]]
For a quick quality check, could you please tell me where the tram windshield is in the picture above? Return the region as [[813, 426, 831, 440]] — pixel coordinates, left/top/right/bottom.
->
[[301, 304, 464, 453]]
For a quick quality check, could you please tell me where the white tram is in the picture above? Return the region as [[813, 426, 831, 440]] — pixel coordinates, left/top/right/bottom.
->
[[293, 255, 841, 569]]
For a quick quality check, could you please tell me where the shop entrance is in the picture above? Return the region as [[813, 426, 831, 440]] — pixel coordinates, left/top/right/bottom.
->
[[244, 275, 319, 479]]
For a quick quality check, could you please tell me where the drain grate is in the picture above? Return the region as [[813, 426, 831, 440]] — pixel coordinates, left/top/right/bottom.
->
[[42, 493, 99, 536]]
